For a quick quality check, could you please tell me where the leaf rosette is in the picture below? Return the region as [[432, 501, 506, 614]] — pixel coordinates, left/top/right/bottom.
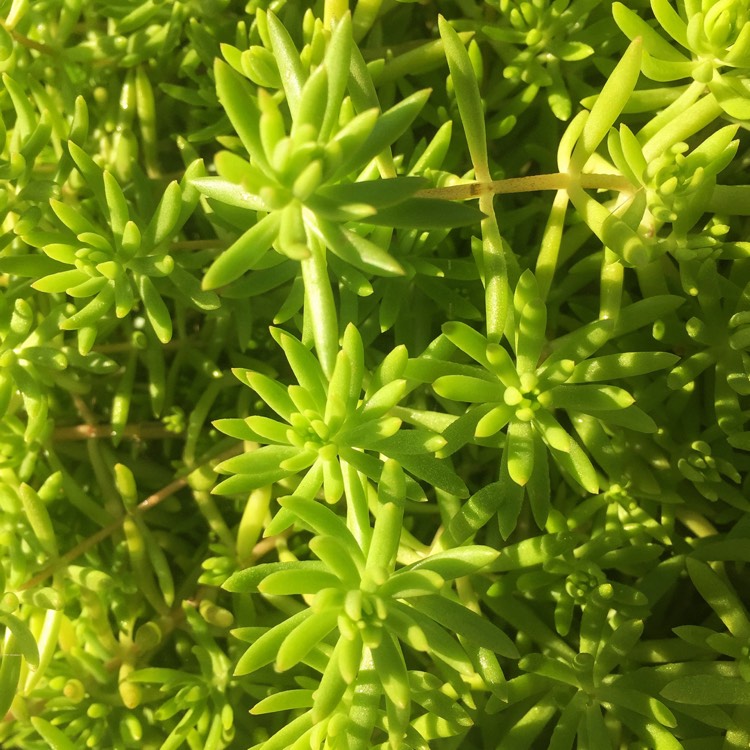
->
[[20, 149, 206, 351], [196, 12, 482, 293], [615, 0, 750, 118], [212, 324, 468, 505], [424, 271, 676, 495], [223, 465, 512, 748]]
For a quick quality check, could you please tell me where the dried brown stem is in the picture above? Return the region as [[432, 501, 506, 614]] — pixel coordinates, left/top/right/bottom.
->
[[18, 445, 243, 591], [53, 423, 185, 441]]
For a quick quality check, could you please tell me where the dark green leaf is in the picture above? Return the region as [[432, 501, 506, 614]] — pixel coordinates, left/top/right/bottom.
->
[[363, 197, 484, 229]]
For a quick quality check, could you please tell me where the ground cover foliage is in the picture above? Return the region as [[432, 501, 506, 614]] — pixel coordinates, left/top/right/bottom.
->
[[2, 0, 750, 747]]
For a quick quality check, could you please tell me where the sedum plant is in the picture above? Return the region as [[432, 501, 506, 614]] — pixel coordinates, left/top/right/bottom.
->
[[4, 0, 750, 748]]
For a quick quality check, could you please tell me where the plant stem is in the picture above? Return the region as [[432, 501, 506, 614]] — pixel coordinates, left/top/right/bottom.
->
[[52, 422, 184, 441], [1, 23, 58, 56], [18, 446, 242, 591], [416, 173, 633, 201]]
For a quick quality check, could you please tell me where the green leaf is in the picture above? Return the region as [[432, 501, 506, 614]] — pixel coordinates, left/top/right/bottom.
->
[[315, 220, 404, 277], [709, 76, 750, 120], [138, 276, 172, 343], [19, 483, 57, 556], [519, 653, 579, 687], [266, 10, 306, 118], [67, 141, 107, 215], [251, 689, 314, 715], [276, 607, 339, 671], [318, 177, 427, 209], [244, 415, 291, 444], [103, 171, 129, 240], [598, 684, 676, 728], [439, 17, 489, 182], [366, 459, 406, 571], [271, 328, 328, 400], [233, 369, 296, 421], [379, 569, 444, 598], [442, 480, 503, 547], [450, 403, 501, 444], [527, 434, 551, 527], [295, 65, 328, 139], [614, 295, 684, 336], [0, 255, 68, 279], [613, 3, 688, 63], [344, 89, 431, 174], [416, 595, 519, 658], [279, 495, 365, 566], [214, 60, 267, 169], [215, 445, 300, 476], [571, 38, 642, 169], [555, 41, 594, 62], [0, 653, 21, 721], [324, 108, 379, 178], [550, 438, 599, 494], [548, 384, 634, 412], [403, 546, 499, 580], [433, 375, 503, 403], [190, 177, 267, 212], [223, 561, 330, 593], [232, 609, 312, 676], [371, 631, 410, 709], [532, 410, 571, 452], [569, 352, 679, 382], [387, 602, 473, 675], [515, 298, 547, 375], [60, 286, 115, 330], [32, 270, 89, 293], [590, 405, 657, 432], [369, 429, 445, 456], [594, 619, 644, 681], [442, 321, 492, 368], [481, 346, 519, 390], [686, 558, 750, 640], [309, 535, 362, 586], [320, 13, 352, 139], [202, 211, 281, 290], [30, 717, 78, 750], [661, 675, 750, 705], [252, 712, 313, 750], [313, 636, 353, 720], [50, 199, 99, 235], [363, 197, 484, 229], [394, 452, 468, 498], [259, 567, 342, 595], [585, 703, 611, 750], [359, 380, 407, 418], [0, 613, 39, 668], [496, 448, 525, 539], [546, 319, 613, 364], [236, 45, 280, 88]]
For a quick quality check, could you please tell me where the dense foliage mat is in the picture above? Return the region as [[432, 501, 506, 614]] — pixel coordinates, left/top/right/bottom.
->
[[2, 0, 750, 747]]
